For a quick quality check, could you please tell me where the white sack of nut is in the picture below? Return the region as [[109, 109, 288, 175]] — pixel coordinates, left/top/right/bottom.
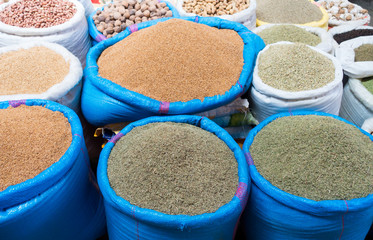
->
[[318, 0, 370, 27], [92, 0, 173, 39]]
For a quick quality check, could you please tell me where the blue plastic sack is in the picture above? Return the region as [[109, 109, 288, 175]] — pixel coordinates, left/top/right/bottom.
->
[[242, 111, 373, 240], [0, 99, 106, 240], [97, 115, 249, 240], [82, 16, 265, 126], [88, 0, 180, 45]]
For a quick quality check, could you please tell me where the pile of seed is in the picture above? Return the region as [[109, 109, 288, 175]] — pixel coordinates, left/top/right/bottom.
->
[[93, 0, 172, 39], [0, 46, 69, 95], [258, 25, 321, 46], [258, 43, 335, 91], [319, 0, 369, 23], [98, 19, 244, 102], [0, 105, 72, 192], [0, 0, 9, 5], [256, 0, 323, 24], [362, 76, 373, 94], [333, 29, 373, 44], [0, 0, 76, 28], [250, 115, 373, 201], [108, 122, 238, 215], [182, 0, 250, 16], [354, 44, 373, 62]]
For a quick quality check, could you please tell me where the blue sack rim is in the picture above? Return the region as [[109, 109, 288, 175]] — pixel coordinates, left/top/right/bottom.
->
[[85, 16, 264, 115], [97, 115, 249, 229], [0, 99, 84, 210], [243, 110, 373, 216]]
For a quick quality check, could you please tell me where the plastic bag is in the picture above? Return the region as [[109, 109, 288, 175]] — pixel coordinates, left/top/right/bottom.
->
[[79, 0, 95, 18], [0, 42, 83, 113], [249, 41, 343, 122], [97, 115, 249, 240], [0, 99, 106, 240], [176, 0, 257, 30], [82, 16, 265, 126], [339, 78, 373, 127], [0, 0, 91, 66], [253, 23, 335, 54], [335, 36, 373, 78], [362, 117, 373, 135], [242, 111, 373, 240]]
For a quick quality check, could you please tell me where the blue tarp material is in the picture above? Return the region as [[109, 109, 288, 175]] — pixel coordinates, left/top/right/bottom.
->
[[97, 115, 249, 239], [82, 16, 265, 126], [88, 0, 180, 45], [242, 111, 373, 240], [0, 99, 106, 240]]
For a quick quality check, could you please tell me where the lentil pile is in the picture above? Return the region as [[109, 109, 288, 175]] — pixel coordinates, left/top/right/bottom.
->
[[258, 43, 335, 91], [362, 76, 373, 94], [93, 0, 173, 39], [256, 0, 323, 24], [354, 44, 373, 62], [250, 115, 373, 201], [0, 46, 69, 95], [257, 25, 321, 46], [182, 0, 250, 16], [333, 29, 373, 44], [0, 0, 76, 28], [0, 105, 72, 192], [319, 0, 369, 23], [98, 19, 244, 102], [107, 122, 238, 215]]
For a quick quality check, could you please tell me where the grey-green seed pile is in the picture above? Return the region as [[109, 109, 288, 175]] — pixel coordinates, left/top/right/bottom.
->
[[107, 122, 238, 215], [354, 44, 373, 62], [250, 115, 373, 201], [258, 25, 321, 46], [362, 76, 373, 94], [256, 0, 323, 24], [258, 43, 335, 91]]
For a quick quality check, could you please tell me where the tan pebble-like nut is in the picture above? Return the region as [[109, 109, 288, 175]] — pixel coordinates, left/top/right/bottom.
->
[[361, 9, 368, 14], [108, 22, 114, 28], [160, 2, 167, 7], [338, 8, 345, 14], [114, 12, 121, 20], [120, 16, 125, 21], [114, 26, 121, 32], [135, 16, 141, 21], [128, 0, 136, 5], [103, 29, 108, 36], [160, 9, 167, 15], [130, 9, 136, 15], [152, 16, 158, 20], [124, 10, 130, 18], [156, 3, 162, 8], [94, 19, 100, 24], [126, 19, 134, 26], [97, 25, 105, 32], [118, 6, 126, 14], [105, 17, 111, 23], [122, 0, 129, 8], [93, 15, 98, 20], [98, 15, 106, 21], [129, 15, 136, 21], [144, 10, 150, 17], [135, 3, 141, 10], [135, 10, 144, 17], [165, 7, 169, 11], [346, 15, 352, 20], [142, 16, 148, 22], [141, 4, 148, 11], [149, 5, 156, 12], [348, 4, 354, 10], [165, 10, 172, 17], [115, 20, 121, 26]]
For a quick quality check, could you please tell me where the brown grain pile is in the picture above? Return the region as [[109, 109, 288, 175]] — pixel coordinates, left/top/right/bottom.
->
[[0, 105, 72, 191], [98, 18, 244, 102], [0, 46, 70, 95]]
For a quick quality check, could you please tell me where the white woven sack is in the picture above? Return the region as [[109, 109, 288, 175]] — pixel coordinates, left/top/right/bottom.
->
[[362, 118, 373, 135], [176, 0, 257, 30], [335, 36, 373, 78], [79, 0, 95, 18], [0, 0, 90, 66], [249, 41, 343, 122], [0, 42, 83, 113], [253, 24, 335, 54], [328, 24, 373, 50], [339, 78, 373, 127]]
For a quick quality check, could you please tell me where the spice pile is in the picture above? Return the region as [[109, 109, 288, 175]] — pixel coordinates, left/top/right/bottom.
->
[[107, 122, 238, 215], [0, 46, 70, 95], [319, 0, 369, 23], [354, 44, 373, 62], [0, 105, 72, 192], [257, 25, 321, 46], [182, 0, 250, 16], [0, 0, 76, 28], [258, 43, 335, 91], [250, 115, 373, 201], [362, 77, 373, 94], [98, 19, 244, 102], [256, 0, 323, 24], [92, 0, 173, 39], [333, 29, 373, 44]]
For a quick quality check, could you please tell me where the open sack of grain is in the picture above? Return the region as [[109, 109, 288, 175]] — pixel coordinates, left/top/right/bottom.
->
[[249, 41, 343, 122], [0, 99, 105, 240], [329, 24, 373, 49], [97, 115, 249, 239], [242, 111, 373, 240], [82, 17, 264, 127], [0, 0, 91, 65]]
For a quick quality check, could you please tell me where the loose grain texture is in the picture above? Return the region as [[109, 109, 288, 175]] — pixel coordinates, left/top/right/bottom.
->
[[107, 122, 238, 215], [0, 105, 72, 191], [256, 0, 323, 24], [333, 29, 373, 44], [362, 76, 373, 94], [250, 115, 373, 201], [354, 44, 373, 62], [98, 19, 244, 102], [258, 25, 321, 46], [0, 46, 70, 95], [258, 43, 335, 91]]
